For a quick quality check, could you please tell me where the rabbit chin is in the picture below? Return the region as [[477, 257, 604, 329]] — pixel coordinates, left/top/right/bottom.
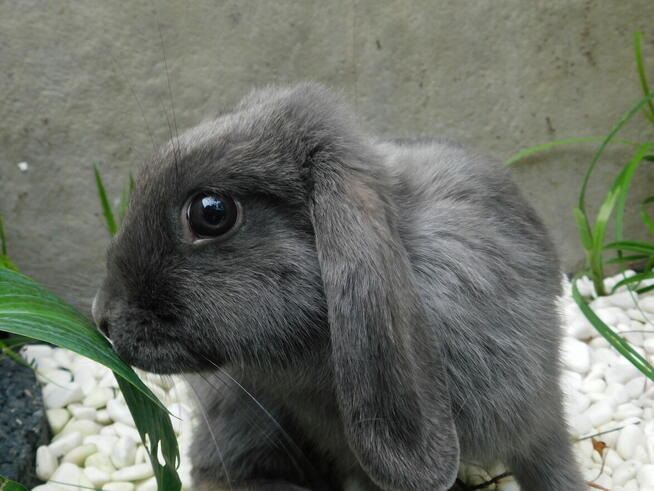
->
[[113, 336, 220, 375]]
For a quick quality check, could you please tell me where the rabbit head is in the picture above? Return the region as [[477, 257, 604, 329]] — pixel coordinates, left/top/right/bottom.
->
[[93, 83, 459, 489]]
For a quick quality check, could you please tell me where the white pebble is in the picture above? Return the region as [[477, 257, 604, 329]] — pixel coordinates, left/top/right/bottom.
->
[[74, 368, 99, 396], [107, 399, 136, 426], [100, 424, 118, 436], [644, 337, 654, 354], [31, 486, 61, 491], [83, 387, 114, 408], [38, 368, 73, 385], [585, 401, 614, 426], [111, 436, 137, 469], [60, 419, 101, 437], [99, 371, 120, 389], [640, 296, 654, 313], [605, 360, 642, 385], [46, 408, 70, 434], [113, 421, 142, 442], [612, 460, 641, 485], [615, 403, 643, 420], [638, 464, 654, 486], [43, 383, 84, 409], [35, 445, 57, 481], [561, 338, 591, 374], [20, 344, 53, 363], [50, 462, 94, 489], [135, 476, 157, 491], [85, 452, 116, 474], [84, 434, 119, 453], [625, 378, 646, 398], [111, 463, 154, 481], [52, 348, 73, 369], [84, 466, 112, 487], [581, 378, 605, 394], [617, 424, 646, 460], [68, 403, 97, 421], [96, 409, 113, 424], [605, 383, 630, 406], [103, 483, 135, 491], [48, 431, 83, 458], [62, 443, 98, 465], [569, 414, 593, 437]]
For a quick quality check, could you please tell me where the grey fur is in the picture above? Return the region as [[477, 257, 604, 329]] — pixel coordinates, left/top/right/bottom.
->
[[93, 83, 585, 490]]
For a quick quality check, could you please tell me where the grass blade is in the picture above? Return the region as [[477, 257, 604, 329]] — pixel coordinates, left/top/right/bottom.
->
[[572, 274, 654, 381], [505, 137, 640, 165], [118, 172, 136, 224], [603, 254, 648, 264], [578, 92, 654, 212], [0, 268, 181, 491], [604, 240, 654, 255], [0, 476, 28, 491], [0, 215, 19, 272], [94, 165, 118, 236], [610, 271, 654, 293], [642, 196, 654, 237], [634, 31, 654, 124]]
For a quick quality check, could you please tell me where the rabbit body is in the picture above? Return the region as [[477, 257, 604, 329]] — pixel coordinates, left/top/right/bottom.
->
[[94, 84, 585, 491]]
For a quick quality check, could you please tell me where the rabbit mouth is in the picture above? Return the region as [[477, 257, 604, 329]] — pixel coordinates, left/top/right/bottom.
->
[[112, 330, 219, 375]]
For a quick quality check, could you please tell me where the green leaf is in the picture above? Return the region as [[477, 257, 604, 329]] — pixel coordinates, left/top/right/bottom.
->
[[94, 165, 118, 236], [572, 274, 654, 381], [578, 91, 654, 212], [0, 215, 19, 272], [505, 137, 640, 165], [604, 240, 654, 255], [634, 31, 654, 124], [574, 206, 594, 250], [603, 254, 648, 264], [610, 271, 654, 293], [613, 143, 654, 243], [642, 195, 654, 237], [637, 284, 654, 294], [0, 476, 28, 491], [0, 268, 181, 491], [118, 172, 135, 223]]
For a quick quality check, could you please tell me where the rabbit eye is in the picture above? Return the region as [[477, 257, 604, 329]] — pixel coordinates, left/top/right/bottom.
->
[[186, 193, 238, 239]]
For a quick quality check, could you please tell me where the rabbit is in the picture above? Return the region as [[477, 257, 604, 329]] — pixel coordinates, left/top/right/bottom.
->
[[92, 83, 587, 491]]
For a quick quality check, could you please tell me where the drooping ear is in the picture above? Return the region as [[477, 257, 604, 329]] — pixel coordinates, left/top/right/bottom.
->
[[287, 88, 460, 489]]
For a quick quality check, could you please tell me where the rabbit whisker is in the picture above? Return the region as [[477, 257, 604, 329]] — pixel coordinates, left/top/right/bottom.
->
[[185, 373, 233, 491], [200, 355, 324, 485]]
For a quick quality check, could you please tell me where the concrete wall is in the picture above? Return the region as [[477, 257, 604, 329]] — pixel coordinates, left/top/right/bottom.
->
[[1, 1, 653, 312]]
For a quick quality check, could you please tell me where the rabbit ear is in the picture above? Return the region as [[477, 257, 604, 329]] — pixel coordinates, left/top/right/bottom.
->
[[303, 143, 460, 488], [250, 83, 459, 487]]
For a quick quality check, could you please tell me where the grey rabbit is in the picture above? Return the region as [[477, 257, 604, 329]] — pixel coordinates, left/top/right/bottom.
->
[[92, 83, 586, 490]]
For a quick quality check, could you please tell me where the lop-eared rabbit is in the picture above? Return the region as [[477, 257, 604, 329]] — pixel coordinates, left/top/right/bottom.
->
[[93, 84, 585, 490]]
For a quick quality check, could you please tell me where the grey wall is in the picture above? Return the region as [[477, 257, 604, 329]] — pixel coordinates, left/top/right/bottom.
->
[[1, 1, 653, 312]]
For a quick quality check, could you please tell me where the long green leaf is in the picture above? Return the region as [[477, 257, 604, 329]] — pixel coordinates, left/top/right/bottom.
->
[[642, 196, 654, 237], [0, 476, 28, 491], [0, 215, 19, 272], [505, 137, 640, 165], [572, 274, 654, 380], [604, 240, 654, 255], [0, 268, 180, 491], [94, 165, 118, 236], [613, 143, 654, 243], [634, 31, 654, 124], [578, 92, 654, 212], [610, 271, 654, 293]]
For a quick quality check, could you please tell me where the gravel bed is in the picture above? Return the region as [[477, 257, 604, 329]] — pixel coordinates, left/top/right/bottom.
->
[[17, 272, 654, 490]]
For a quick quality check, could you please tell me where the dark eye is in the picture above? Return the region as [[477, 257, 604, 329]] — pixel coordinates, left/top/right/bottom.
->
[[186, 193, 239, 239]]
